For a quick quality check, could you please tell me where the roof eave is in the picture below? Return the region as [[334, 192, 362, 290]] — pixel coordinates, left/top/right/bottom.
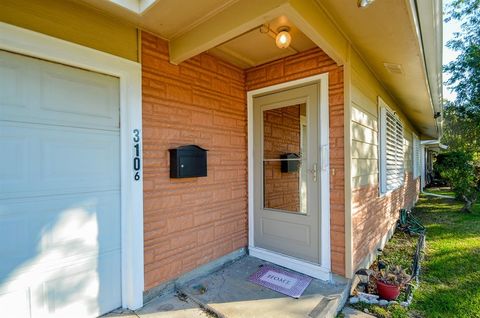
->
[[409, 0, 443, 138]]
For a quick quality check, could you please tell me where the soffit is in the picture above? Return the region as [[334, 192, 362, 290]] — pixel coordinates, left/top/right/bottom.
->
[[74, 0, 239, 39], [319, 0, 439, 138]]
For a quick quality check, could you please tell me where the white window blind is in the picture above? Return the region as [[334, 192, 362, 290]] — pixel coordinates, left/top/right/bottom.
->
[[412, 134, 421, 178], [379, 100, 404, 194]]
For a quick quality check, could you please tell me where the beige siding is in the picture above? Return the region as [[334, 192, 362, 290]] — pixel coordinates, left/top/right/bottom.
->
[[0, 0, 138, 61], [348, 49, 421, 273], [351, 69, 379, 188], [350, 54, 417, 189]]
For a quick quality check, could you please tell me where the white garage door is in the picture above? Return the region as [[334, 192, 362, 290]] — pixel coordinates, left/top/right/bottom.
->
[[0, 50, 122, 317]]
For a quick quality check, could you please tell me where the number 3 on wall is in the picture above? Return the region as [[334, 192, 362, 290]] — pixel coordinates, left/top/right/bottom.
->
[[133, 129, 141, 181]]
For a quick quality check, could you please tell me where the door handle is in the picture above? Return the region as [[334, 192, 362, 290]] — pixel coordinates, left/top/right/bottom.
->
[[308, 163, 318, 182]]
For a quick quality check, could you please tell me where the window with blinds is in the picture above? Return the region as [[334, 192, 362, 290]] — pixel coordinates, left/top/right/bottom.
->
[[379, 100, 404, 194]]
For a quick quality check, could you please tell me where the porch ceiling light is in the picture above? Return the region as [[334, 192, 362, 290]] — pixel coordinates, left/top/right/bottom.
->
[[358, 0, 375, 8], [275, 26, 291, 49]]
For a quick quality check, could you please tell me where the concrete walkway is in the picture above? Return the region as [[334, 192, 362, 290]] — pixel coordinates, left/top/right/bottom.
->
[[178, 256, 350, 318], [103, 292, 214, 318], [104, 255, 350, 318], [422, 190, 455, 199]]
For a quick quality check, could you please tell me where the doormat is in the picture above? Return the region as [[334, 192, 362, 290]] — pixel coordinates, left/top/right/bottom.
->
[[248, 265, 313, 298]]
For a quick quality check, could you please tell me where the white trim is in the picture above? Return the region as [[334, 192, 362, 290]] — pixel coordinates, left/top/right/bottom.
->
[[379, 105, 387, 195], [247, 73, 331, 279], [420, 145, 426, 189], [249, 247, 331, 280], [412, 133, 420, 178], [0, 22, 144, 310]]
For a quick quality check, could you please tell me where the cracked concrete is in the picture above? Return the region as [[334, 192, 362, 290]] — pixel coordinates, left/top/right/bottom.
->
[[177, 256, 350, 318], [103, 255, 350, 318], [102, 292, 215, 318]]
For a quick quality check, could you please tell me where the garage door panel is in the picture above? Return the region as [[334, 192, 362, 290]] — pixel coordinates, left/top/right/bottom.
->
[[0, 191, 121, 281], [0, 250, 121, 318], [0, 123, 120, 199], [0, 50, 119, 130], [37, 250, 121, 318], [40, 67, 119, 126], [0, 54, 33, 111], [0, 134, 28, 186]]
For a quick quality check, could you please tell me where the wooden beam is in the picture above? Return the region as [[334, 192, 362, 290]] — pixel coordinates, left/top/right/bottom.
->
[[169, 0, 289, 64], [285, 0, 347, 65]]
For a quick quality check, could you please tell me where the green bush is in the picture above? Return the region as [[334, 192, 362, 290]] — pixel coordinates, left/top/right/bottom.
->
[[434, 151, 480, 212]]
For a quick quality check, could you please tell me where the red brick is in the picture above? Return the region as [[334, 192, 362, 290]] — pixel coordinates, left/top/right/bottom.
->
[[142, 31, 248, 290], [352, 174, 420, 269]]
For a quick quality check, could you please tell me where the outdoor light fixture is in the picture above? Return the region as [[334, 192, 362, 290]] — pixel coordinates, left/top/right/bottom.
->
[[358, 0, 375, 8], [354, 268, 374, 292], [275, 26, 291, 49]]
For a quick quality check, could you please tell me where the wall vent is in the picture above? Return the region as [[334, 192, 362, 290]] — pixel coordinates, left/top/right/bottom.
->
[[383, 63, 403, 75]]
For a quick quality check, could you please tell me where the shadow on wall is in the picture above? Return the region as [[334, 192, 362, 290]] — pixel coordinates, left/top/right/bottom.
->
[[0, 193, 121, 317]]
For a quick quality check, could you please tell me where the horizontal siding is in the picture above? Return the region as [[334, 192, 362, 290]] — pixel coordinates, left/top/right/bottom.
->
[[351, 71, 379, 186], [0, 0, 138, 61], [349, 49, 421, 274], [352, 140, 378, 159], [352, 159, 378, 177], [352, 121, 378, 145]]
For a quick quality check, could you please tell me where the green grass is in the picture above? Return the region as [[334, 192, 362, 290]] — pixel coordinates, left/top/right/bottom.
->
[[410, 194, 480, 318]]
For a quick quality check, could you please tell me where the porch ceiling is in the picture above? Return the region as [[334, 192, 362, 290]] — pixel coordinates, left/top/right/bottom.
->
[[73, 0, 441, 138], [207, 16, 317, 69]]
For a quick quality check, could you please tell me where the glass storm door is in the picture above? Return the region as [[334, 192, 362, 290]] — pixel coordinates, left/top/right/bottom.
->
[[253, 84, 320, 263]]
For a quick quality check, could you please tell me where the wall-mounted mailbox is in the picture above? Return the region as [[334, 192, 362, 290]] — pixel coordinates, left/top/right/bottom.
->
[[169, 145, 208, 178], [280, 153, 300, 173]]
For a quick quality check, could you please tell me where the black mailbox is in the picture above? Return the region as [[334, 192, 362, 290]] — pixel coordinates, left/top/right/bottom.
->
[[280, 153, 300, 173], [169, 145, 208, 178]]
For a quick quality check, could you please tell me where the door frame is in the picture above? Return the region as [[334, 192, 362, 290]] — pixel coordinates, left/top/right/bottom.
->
[[247, 73, 331, 281], [0, 22, 144, 309]]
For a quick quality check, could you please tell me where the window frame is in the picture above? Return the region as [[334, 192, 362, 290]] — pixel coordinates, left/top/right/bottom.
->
[[378, 97, 405, 195], [412, 133, 421, 178]]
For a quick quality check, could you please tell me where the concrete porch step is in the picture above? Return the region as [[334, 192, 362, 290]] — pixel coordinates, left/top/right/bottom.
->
[[177, 255, 350, 318]]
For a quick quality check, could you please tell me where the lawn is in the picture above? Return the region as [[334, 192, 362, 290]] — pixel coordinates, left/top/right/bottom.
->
[[347, 192, 480, 318], [410, 193, 480, 318]]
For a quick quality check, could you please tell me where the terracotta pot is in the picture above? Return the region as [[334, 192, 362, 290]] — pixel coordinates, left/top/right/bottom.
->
[[376, 280, 400, 300]]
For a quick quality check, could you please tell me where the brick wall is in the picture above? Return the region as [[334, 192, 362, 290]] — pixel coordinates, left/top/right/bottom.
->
[[141, 32, 248, 290], [352, 173, 420, 269], [264, 104, 302, 212], [245, 48, 346, 275]]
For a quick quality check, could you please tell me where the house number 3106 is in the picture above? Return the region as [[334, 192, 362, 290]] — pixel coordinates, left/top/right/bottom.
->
[[133, 129, 141, 181]]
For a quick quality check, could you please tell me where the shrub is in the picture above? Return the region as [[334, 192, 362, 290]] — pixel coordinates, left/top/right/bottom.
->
[[434, 151, 480, 212]]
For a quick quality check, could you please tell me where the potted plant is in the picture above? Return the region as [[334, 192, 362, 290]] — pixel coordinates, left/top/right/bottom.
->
[[375, 265, 412, 300]]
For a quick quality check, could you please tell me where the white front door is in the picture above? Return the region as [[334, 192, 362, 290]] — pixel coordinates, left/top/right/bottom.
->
[[0, 50, 122, 317], [253, 84, 321, 263]]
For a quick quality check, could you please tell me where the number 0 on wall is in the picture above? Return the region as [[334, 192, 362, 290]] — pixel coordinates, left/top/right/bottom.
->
[[133, 129, 141, 181]]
